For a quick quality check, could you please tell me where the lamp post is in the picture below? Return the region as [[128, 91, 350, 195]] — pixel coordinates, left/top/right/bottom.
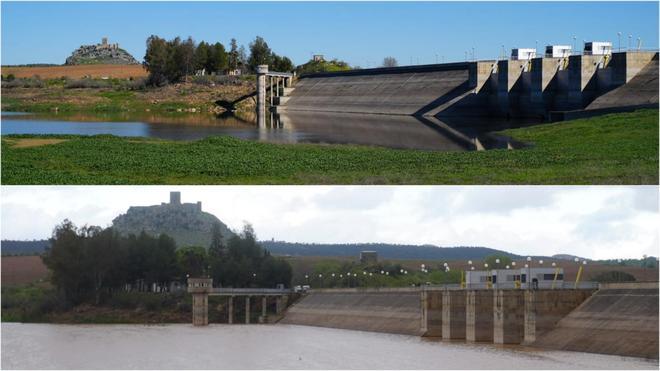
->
[[573, 35, 577, 54], [617, 32, 622, 52], [526, 257, 532, 289], [628, 35, 632, 51]]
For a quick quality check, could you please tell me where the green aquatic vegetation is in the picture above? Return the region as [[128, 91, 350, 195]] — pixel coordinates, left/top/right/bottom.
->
[[1, 109, 657, 185]]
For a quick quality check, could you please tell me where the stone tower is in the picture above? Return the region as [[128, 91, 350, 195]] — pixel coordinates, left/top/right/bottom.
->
[[170, 191, 181, 205]]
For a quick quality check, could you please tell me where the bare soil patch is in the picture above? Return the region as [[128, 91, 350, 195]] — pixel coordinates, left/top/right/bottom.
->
[[6, 138, 69, 148], [1, 255, 49, 286], [2, 64, 147, 79]]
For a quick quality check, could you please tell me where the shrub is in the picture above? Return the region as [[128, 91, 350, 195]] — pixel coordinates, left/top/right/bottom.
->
[[65, 78, 111, 89], [1, 77, 45, 88], [590, 270, 636, 283]]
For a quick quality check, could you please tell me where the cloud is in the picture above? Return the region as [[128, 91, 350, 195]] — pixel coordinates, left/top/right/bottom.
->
[[1, 186, 657, 260]]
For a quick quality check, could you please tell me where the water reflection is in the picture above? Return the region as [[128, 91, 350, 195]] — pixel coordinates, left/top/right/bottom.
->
[[2, 110, 530, 151]]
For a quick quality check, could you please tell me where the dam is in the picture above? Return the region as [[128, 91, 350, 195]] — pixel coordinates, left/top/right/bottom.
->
[[281, 283, 659, 359], [270, 50, 658, 120]]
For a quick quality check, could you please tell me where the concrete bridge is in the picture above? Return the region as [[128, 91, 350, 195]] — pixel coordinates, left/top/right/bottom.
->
[[187, 278, 293, 326], [272, 51, 657, 119], [255, 65, 294, 126]]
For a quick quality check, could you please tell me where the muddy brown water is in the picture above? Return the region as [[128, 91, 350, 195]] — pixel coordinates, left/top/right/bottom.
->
[[2, 323, 658, 369]]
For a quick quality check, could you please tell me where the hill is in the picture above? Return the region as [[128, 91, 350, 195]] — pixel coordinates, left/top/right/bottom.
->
[[111, 192, 234, 248], [1, 240, 50, 256], [261, 241, 521, 261], [65, 38, 138, 65]]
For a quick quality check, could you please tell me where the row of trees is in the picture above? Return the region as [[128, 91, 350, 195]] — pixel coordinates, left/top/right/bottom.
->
[[42, 220, 292, 305], [143, 35, 294, 86]]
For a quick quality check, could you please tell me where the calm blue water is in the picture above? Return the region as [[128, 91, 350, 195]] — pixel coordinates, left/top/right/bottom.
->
[[1, 111, 523, 150]]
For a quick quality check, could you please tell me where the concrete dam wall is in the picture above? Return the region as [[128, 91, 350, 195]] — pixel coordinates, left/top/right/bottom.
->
[[285, 63, 474, 116], [281, 51, 658, 119], [280, 288, 423, 335], [533, 282, 659, 359]]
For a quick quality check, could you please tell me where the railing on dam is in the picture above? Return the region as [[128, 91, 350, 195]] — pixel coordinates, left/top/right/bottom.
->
[[209, 288, 293, 296]]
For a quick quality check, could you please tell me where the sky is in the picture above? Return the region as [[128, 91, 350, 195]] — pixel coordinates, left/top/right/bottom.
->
[[1, 1, 658, 66], [1, 186, 658, 260]]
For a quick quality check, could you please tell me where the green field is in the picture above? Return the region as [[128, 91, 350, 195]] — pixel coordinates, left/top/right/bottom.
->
[[2, 109, 657, 184]]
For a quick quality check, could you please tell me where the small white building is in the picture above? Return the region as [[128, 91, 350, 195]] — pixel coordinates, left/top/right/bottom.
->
[[465, 267, 564, 289], [584, 41, 612, 55], [511, 48, 537, 60], [545, 45, 572, 58]]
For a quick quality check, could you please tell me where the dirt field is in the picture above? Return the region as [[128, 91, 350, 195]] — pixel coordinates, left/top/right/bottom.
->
[[1, 64, 147, 79], [1, 255, 49, 286]]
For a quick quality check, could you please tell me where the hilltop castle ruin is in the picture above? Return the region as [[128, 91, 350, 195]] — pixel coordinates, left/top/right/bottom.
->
[[65, 37, 139, 65]]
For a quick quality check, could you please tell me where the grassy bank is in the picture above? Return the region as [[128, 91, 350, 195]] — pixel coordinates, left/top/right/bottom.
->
[[1, 286, 193, 324], [1, 76, 256, 114], [2, 109, 657, 184]]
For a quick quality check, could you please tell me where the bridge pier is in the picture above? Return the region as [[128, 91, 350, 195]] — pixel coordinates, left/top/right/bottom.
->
[[228, 296, 234, 324], [245, 296, 251, 324], [259, 296, 268, 323], [257, 65, 268, 126], [187, 278, 213, 326], [422, 290, 443, 336]]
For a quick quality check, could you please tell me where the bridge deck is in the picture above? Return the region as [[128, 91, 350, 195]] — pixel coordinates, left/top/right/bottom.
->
[[208, 288, 292, 296]]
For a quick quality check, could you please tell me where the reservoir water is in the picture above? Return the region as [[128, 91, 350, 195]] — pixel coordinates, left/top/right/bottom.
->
[[1, 111, 532, 151], [2, 323, 657, 370]]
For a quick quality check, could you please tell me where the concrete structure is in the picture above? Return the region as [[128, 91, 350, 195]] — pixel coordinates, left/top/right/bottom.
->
[[441, 290, 466, 339], [281, 51, 657, 119], [359, 251, 378, 264], [584, 41, 612, 56], [533, 282, 659, 359], [188, 278, 213, 326], [170, 191, 181, 205], [255, 65, 294, 127], [493, 289, 525, 344], [466, 267, 565, 289], [523, 289, 594, 344], [545, 45, 572, 58], [511, 48, 537, 61], [466, 290, 494, 342], [187, 280, 293, 326], [281, 288, 423, 335]]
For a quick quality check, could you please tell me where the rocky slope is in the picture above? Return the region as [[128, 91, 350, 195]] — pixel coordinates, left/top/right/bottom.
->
[[112, 202, 234, 248], [65, 40, 139, 65]]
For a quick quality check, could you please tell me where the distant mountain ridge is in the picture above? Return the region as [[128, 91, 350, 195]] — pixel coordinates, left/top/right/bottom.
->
[[1, 240, 50, 256], [261, 241, 522, 260]]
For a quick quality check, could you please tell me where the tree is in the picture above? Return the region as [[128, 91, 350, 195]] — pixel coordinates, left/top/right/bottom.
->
[[271, 54, 294, 72], [238, 45, 247, 71], [207, 42, 228, 74], [208, 222, 225, 259], [176, 246, 208, 278], [194, 41, 210, 73], [382, 56, 398, 67], [248, 36, 272, 72], [228, 38, 239, 70], [143, 35, 170, 86]]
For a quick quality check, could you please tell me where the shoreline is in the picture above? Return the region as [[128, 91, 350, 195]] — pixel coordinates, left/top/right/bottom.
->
[[1, 109, 658, 185]]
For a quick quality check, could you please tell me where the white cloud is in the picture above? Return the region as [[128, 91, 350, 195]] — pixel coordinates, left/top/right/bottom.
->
[[1, 185, 658, 260]]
